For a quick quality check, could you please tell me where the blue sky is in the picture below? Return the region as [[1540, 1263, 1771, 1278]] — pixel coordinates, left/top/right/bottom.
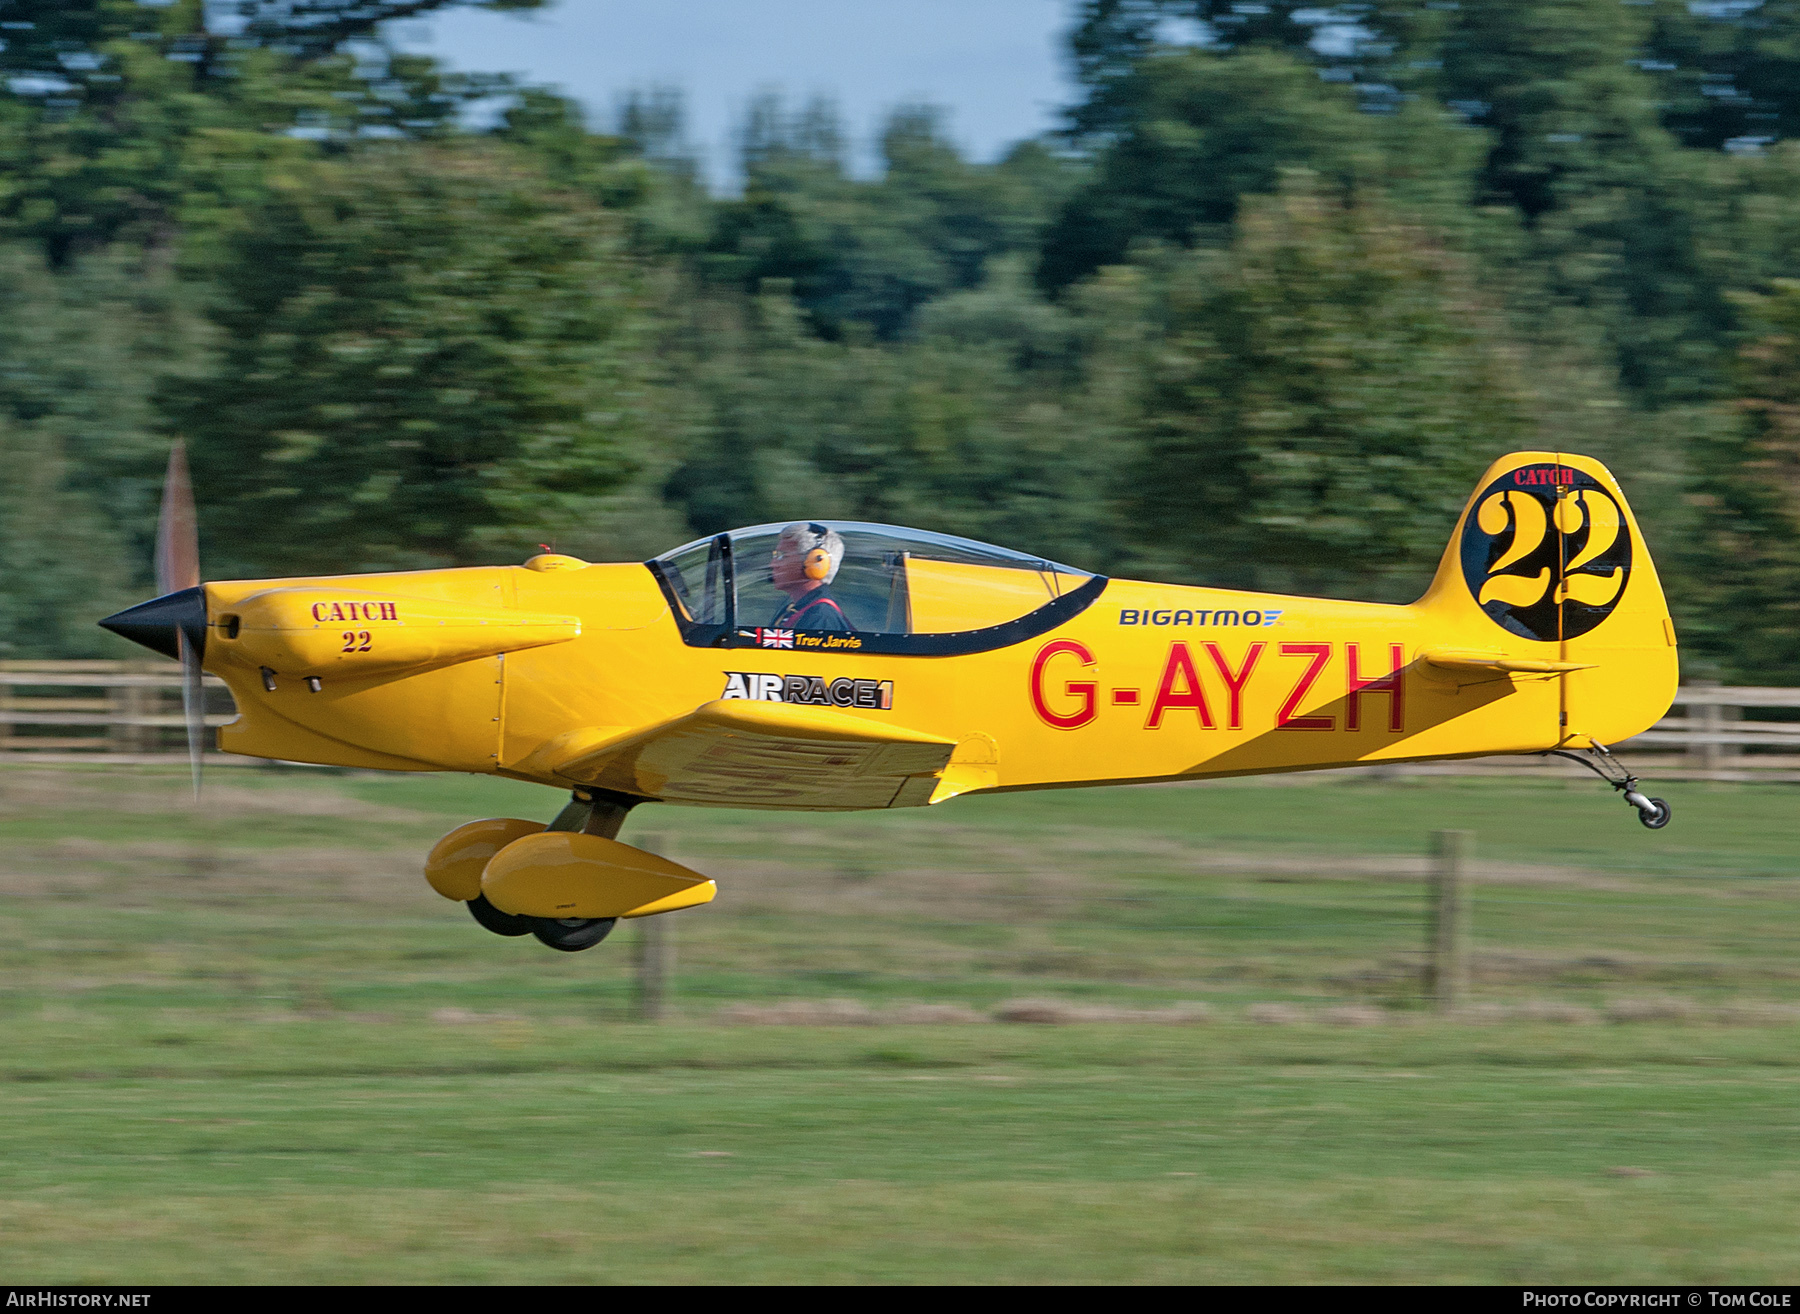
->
[[394, 0, 1079, 186]]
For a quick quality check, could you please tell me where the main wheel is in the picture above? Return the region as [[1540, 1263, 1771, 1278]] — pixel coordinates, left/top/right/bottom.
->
[[467, 893, 534, 937], [531, 917, 617, 952], [1638, 797, 1671, 830]]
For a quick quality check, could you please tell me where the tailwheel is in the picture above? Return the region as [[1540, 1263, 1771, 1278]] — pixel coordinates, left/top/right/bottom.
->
[[1630, 794, 1671, 830], [531, 917, 617, 952], [466, 893, 534, 937], [1542, 740, 1672, 830]]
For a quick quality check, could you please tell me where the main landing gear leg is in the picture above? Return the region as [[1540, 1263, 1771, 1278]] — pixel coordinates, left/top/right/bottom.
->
[[510, 788, 647, 951], [1542, 740, 1671, 830]]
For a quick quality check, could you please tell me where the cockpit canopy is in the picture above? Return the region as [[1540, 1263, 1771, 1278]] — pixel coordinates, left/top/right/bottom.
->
[[648, 522, 1106, 656]]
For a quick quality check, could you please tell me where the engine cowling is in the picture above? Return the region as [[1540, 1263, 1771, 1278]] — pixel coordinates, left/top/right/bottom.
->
[[213, 587, 580, 680]]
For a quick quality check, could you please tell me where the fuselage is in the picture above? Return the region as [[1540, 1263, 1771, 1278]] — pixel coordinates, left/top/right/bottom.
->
[[92, 452, 1678, 810], [194, 553, 1676, 808]]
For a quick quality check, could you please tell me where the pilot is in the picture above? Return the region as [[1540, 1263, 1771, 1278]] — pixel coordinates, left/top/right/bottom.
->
[[768, 522, 853, 632]]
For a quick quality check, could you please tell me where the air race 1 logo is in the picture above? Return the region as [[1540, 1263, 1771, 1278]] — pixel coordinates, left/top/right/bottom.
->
[[1459, 463, 1631, 642], [721, 671, 894, 709]]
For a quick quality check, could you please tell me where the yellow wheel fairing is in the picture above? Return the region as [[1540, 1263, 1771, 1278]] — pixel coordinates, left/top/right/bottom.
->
[[424, 817, 546, 902], [481, 831, 717, 920]]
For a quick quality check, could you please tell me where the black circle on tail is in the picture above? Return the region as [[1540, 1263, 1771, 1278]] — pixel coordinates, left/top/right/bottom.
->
[[1459, 463, 1632, 642]]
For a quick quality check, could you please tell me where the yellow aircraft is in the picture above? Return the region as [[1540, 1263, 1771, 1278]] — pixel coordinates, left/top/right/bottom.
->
[[102, 448, 1677, 951]]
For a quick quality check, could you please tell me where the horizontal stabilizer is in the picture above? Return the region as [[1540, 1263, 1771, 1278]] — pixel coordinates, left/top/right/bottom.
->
[[1421, 646, 1595, 676]]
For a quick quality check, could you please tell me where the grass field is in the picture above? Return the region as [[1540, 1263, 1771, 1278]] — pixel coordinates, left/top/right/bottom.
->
[[1, 764, 1797, 1282]]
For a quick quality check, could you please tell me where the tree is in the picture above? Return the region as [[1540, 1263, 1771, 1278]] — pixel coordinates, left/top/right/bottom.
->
[[0, 423, 135, 657], [0, 243, 191, 652], [1063, 0, 1800, 152], [0, 0, 525, 265], [1124, 173, 1539, 599], [1678, 281, 1800, 681], [1438, 1, 1742, 407], [1641, 0, 1800, 151], [1064, 0, 1429, 135], [227, 1, 546, 58], [1036, 48, 1388, 293], [1054, 1, 1764, 409], [163, 143, 648, 576], [704, 96, 1075, 339], [659, 267, 1127, 572]]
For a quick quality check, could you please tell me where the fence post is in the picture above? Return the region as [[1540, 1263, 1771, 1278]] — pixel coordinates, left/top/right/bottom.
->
[[633, 832, 671, 1022], [1719, 692, 1742, 775], [110, 674, 135, 755], [1426, 829, 1471, 1013], [1695, 679, 1722, 778]]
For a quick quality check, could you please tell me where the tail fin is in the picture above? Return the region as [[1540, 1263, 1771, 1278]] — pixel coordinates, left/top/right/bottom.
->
[[1418, 451, 1678, 747]]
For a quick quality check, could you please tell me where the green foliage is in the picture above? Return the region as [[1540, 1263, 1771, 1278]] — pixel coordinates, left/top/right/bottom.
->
[[706, 96, 1077, 339], [164, 144, 647, 575], [1126, 175, 1536, 599], [0, 245, 199, 651], [0, 1, 521, 266], [1038, 48, 1387, 292], [1642, 0, 1800, 151], [1430, 1, 1738, 406], [0, 1, 1795, 677], [1056, 2, 1770, 409], [661, 263, 1124, 571], [0, 424, 132, 658], [1432, 0, 1667, 220], [229, 1, 550, 59], [1066, 0, 1800, 154], [1678, 282, 1800, 681]]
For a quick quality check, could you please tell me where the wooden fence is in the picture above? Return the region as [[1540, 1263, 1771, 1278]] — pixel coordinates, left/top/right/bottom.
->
[[1, 661, 1797, 781], [0, 661, 237, 763]]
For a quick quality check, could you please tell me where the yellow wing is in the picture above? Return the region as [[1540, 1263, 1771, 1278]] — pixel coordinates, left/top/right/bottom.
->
[[516, 700, 957, 810]]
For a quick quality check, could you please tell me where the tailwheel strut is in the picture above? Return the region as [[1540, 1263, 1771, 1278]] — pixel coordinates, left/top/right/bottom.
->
[[1542, 740, 1671, 829]]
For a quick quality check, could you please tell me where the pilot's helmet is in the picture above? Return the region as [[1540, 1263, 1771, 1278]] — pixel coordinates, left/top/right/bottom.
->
[[778, 522, 845, 584]]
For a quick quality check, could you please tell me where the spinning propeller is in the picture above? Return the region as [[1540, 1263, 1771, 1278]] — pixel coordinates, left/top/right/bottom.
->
[[98, 441, 208, 798]]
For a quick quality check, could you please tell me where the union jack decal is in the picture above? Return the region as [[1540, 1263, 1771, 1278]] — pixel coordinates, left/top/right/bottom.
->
[[756, 628, 796, 649]]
